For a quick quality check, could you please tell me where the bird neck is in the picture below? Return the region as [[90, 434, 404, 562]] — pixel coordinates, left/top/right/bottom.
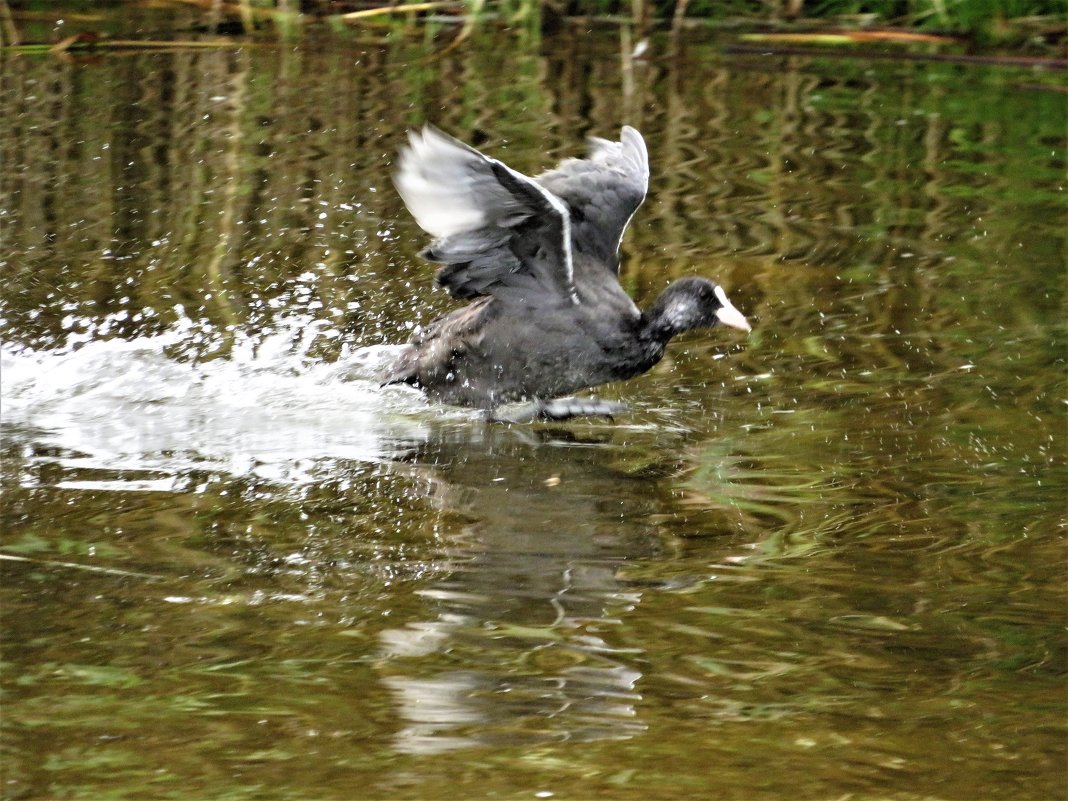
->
[[640, 290, 691, 345]]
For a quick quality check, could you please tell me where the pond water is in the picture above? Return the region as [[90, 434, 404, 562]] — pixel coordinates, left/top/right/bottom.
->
[[1, 21, 1065, 801]]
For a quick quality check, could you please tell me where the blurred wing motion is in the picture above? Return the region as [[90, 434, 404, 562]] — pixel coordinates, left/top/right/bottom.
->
[[394, 125, 650, 303], [394, 126, 578, 305]]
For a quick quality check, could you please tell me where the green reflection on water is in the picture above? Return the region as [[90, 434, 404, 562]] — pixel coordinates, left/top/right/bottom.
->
[[1, 20, 1065, 801]]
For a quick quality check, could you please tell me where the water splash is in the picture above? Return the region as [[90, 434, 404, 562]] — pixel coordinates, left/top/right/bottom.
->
[[1, 319, 454, 489]]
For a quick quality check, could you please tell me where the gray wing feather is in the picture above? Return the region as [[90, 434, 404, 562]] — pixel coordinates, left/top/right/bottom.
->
[[536, 125, 650, 273], [394, 126, 577, 304]]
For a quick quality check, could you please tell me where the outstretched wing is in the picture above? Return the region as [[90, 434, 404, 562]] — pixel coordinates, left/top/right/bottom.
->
[[536, 126, 649, 274], [394, 126, 578, 305]]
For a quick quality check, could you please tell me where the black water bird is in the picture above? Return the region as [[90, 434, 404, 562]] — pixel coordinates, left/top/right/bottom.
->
[[382, 125, 751, 420]]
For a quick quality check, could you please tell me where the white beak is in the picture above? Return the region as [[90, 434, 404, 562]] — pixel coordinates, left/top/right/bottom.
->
[[713, 286, 751, 332]]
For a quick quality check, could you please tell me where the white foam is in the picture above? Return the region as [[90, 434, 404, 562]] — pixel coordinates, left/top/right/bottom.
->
[[1, 321, 448, 489]]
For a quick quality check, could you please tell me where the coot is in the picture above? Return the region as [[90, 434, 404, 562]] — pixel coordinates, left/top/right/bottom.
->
[[383, 125, 750, 420]]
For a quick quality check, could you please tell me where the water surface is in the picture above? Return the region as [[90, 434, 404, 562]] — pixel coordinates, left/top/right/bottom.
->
[[1, 24, 1065, 801]]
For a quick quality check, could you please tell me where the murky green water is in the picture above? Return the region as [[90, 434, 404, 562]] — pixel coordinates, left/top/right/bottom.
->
[[2, 22, 1065, 801]]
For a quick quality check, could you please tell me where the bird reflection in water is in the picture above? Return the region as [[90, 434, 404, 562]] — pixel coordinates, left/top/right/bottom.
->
[[377, 426, 654, 753]]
